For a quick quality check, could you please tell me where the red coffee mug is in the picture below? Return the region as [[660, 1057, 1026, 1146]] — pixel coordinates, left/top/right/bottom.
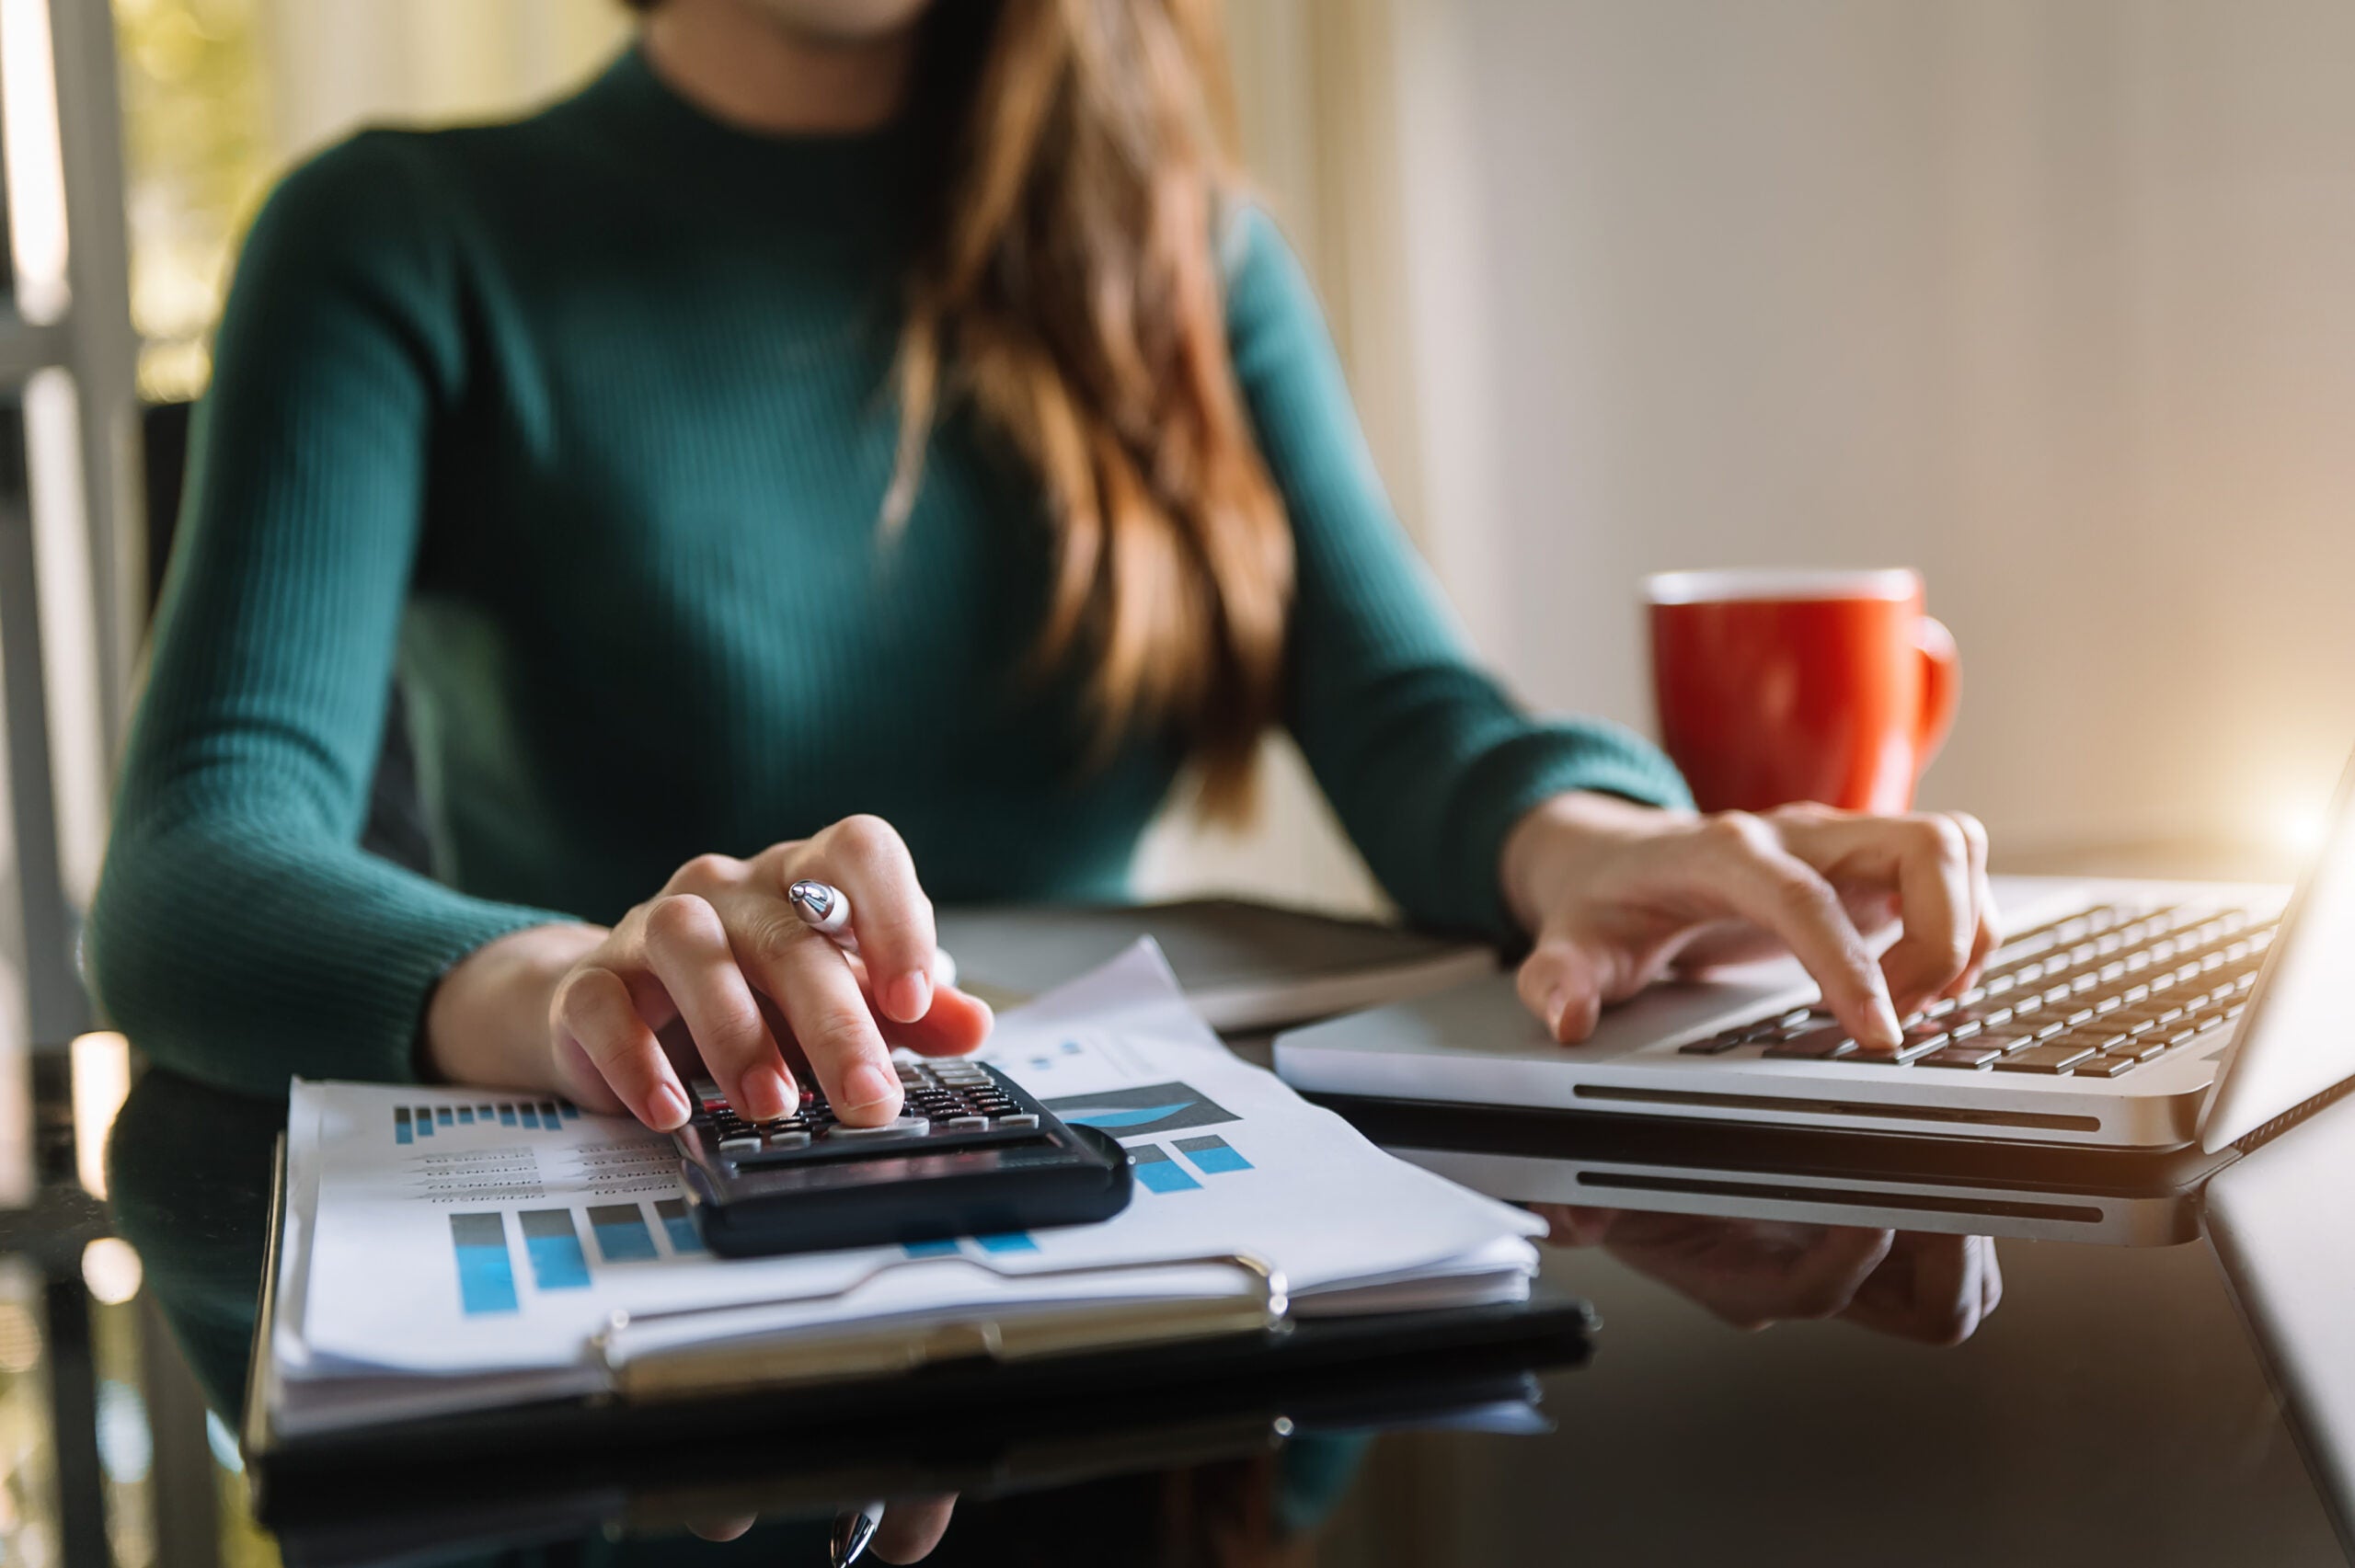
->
[[1646, 568, 1959, 814]]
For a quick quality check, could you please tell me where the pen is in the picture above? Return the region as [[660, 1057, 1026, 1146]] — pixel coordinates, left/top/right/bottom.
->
[[787, 880, 958, 987], [829, 1499, 885, 1566]]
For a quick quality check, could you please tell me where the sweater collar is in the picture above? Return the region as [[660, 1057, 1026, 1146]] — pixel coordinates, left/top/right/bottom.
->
[[578, 41, 922, 197]]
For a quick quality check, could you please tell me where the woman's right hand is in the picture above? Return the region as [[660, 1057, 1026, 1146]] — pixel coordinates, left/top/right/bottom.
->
[[425, 817, 993, 1130]]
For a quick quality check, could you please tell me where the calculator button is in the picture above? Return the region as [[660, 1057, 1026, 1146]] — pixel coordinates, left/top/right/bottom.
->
[[718, 1136, 760, 1153], [944, 1115, 991, 1131], [826, 1117, 930, 1140], [764, 1130, 811, 1150], [993, 1114, 1040, 1130]]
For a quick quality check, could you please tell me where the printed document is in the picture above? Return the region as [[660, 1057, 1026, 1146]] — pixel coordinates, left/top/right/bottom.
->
[[272, 941, 1541, 1431]]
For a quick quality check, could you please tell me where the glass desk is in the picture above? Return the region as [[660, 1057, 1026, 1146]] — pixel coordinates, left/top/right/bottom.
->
[[3, 1051, 2345, 1565]]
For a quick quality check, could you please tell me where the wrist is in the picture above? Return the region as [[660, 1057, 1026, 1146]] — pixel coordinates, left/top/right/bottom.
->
[[1499, 791, 1688, 934], [423, 921, 607, 1088]]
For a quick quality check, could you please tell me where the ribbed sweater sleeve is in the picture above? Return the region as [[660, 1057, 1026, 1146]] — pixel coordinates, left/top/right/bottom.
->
[[1224, 210, 1694, 939], [86, 135, 565, 1093]]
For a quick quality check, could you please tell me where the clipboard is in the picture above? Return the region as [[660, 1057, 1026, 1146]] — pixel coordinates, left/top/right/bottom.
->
[[244, 1133, 1591, 1505], [260, 1330, 1586, 1561]]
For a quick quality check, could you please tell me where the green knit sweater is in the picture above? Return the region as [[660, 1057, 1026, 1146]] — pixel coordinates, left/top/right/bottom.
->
[[86, 48, 1689, 1093]]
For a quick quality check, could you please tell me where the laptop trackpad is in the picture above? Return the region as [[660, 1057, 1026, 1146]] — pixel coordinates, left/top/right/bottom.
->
[[1372, 956, 1820, 1063]]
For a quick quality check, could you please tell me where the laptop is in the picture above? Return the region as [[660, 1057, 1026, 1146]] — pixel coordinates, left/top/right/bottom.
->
[[1273, 752, 2355, 1154]]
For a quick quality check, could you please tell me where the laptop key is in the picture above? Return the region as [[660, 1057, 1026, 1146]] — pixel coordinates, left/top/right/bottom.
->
[[1764, 1027, 1856, 1059], [1852, 1026, 1949, 1064], [1993, 1043, 2096, 1073], [1921, 1045, 2002, 1069], [1678, 1034, 1747, 1056], [2075, 1055, 2143, 1079]]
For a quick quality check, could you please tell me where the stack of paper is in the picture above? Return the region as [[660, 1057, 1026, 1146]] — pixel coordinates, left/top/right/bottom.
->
[[262, 943, 1542, 1438]]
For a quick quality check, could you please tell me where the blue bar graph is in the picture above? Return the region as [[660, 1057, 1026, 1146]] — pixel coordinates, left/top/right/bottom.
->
[[902, 1238, 960, 1258], [399, 1099, 579, 1142], [519, 1209, 591, 1289], [449, 1213, 518, 1314], [1175, 1134, 1251, 1175], [1128, 1144, 1200, 1194], [656, 1197, 703, 1254], [974, 1231, 1039, 1254], [589, 1203, 659, 1263]]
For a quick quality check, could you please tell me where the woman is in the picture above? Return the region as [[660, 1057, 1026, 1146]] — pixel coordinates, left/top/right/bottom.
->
[[89, 0, 1995, 1132]]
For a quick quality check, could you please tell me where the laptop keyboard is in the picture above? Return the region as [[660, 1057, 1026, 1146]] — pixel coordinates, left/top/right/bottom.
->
[[1676, 902, 2275, 1077]]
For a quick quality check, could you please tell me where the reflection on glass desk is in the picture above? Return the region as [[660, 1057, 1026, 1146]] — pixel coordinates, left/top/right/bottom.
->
[[64, 1063, 2355, 1564]]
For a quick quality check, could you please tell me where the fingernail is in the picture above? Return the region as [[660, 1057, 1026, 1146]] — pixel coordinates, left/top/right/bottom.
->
[[1868, 996, 1905, 1048], [1545, 989, 1568, 1037], [844, 1062, 898, 1110], [742, 1068, 789, 1122], [649, 1083, 690, 1129], [888, 970, 932, 1024]]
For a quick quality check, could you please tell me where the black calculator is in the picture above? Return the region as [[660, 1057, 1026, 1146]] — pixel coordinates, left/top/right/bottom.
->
[[673, 1058, 1134, 1257]]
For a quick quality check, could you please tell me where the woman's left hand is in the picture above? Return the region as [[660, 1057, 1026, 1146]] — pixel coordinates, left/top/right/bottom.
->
[[1500, 794, 1999, 1051], [1535, 1207, 2005, 1345]]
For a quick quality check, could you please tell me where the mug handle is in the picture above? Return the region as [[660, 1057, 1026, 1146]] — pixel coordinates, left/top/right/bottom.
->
[[1914, 615, 1960, 774]]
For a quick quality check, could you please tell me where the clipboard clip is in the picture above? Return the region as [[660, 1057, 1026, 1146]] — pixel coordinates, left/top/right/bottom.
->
[[592, 1252, 1289, 1403]]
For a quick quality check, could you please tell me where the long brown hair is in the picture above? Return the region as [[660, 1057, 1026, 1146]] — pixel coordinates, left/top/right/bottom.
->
[[630, 0, 1293, 816], [891, 0, 1291, 817]]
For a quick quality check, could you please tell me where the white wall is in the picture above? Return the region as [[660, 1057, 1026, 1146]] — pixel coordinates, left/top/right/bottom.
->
[[1394, 0, 2355, 871]]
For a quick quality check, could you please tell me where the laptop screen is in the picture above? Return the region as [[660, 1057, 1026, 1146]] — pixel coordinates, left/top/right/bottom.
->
[[2200, 750, 2355, 1150]]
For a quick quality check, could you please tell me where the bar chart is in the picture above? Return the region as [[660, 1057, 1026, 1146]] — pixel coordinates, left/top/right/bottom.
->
[[449, 1213, 519, 1316], [656, 1198, 703, 1253], [901, 1233, 1037, 1259], [588, 1203, 659, 1263], [445, 1201, 705, 1314], [396, 1099, 580, 1144], [1174, 1134, 1251, 1173], [1129, 1134, 1253, 1193], [518, 1208, 592, 1290]]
